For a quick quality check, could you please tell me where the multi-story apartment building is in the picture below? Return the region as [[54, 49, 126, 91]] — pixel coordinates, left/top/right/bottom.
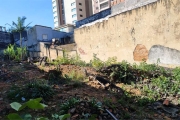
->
[[92, 0, 111, 14], [52, 0, 92, 32]]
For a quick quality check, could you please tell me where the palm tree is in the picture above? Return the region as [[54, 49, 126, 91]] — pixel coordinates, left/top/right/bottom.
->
[[6, 16, 32, 48]]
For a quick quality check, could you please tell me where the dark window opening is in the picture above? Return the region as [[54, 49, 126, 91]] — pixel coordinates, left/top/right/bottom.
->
[[79, 3, 82, 5], [80, 15, 83, 17], [79, 8, 82, 11]]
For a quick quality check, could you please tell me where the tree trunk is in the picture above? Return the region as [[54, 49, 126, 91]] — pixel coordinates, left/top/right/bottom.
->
[[20, 32, 22, 48], [20, 32, 22, 60]]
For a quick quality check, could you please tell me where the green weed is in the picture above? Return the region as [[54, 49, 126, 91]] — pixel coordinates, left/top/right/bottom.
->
[[59, 97, 80, 114], [7, 80, 55, 102], [4, 44, 26, 61]]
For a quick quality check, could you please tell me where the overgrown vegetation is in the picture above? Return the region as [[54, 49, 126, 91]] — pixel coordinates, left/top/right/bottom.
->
[[4, 44, 26, 61], [99, 60, 180, 105], [45, 53, 180, 106], [50, 53, 117, 69], [59, 97, 103, 120], [1, 52, 180, 119], [50, 52, 87, 67], [7, 98, 71, 120], [7, 98, 48, 120], [7, 80, 55, 102]]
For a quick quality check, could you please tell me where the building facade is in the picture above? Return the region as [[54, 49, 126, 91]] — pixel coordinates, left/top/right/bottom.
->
[[0, 26, 11, 44], [111, 0, 125, 6], [52, 0, 93, 30], [92, 0, 111, 14]]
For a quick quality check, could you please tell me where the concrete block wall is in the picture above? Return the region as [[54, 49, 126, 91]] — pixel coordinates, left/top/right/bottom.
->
[[74, 0, 180, 65], [111, 0, 158, 15]]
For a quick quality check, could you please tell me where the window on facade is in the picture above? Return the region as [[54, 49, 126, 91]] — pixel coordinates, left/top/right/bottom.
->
[[62, 15, 65, 20], [54, 16, 57, 19], [79, 8, 82, 11], [71, 8, 76, 12], [53, 6, 56, 9], [72, 14, 77, 18], [71, 2, 75, 6], [96, 7, 98, 10], [100, 1, 109, 9], [99, 0, 106, 2], [80, 15, 83, 17], [42, 34, 48, 40], [52, 1, 55, 4], [79, 3, 82, 5], [53, 11, 57, 14]]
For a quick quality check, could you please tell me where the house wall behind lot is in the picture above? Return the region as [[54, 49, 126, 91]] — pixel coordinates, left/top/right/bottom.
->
[[74, 0, 180, 65], [29, 42, 77, 61]]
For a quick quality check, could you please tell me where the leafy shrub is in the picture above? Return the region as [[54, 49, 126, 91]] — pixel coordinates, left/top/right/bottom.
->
[[68, 70, 86, 81], [7, 80, 55, 102], [142, 76, 180, 100], [48, 69, 63, 84], [90, 54, 104, 69], [172, 67, 180, 81], [90, 54, 117, 70], [7, 98, 48, 120], [4, 44, 26, 61], [51, 54, 87, 67], [26, 80, 55, 100], [52, 114, 71, 120], [60, 97, 80, 114], [100, 60, 171, 84], [88, 98, 103, 111]]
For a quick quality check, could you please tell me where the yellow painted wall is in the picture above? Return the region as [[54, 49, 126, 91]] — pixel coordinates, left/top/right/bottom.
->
[[74, 0, 180, 64]]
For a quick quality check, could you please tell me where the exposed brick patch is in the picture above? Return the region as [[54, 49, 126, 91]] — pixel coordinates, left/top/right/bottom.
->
[[133, 44, 149, 61]]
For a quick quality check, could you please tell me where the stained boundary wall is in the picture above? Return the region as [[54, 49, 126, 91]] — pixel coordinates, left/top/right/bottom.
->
[[74, 0, 180, 66]]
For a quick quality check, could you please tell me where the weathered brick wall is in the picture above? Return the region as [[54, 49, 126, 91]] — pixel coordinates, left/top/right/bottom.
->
[[74, 0, 180, 65]]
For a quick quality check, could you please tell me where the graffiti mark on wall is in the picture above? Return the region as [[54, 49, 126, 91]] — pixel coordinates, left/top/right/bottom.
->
[[130, 27, 136, 45], [78, 48, 87, 55]]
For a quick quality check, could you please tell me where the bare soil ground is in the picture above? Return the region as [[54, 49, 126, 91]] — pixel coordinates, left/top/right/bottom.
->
[[0, 60, 179, 120]]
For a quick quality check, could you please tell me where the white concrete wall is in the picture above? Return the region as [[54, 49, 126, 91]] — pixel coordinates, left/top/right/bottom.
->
[[35, 26, 52, 41], [27, 27, 38, 47]]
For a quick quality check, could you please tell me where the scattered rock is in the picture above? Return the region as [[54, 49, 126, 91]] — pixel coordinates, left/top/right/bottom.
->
[[80, 103, 85, 106], [163, 99, 169, 106], [70, 108, 76, 114], [164, 116, 172, 120], [53, 85, 60, 89], [71, 114, 79, 120], [51, 105, 56, 108], [154, 114, 158, 117]]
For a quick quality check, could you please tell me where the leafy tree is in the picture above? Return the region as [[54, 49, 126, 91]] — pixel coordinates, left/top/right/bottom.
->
[[6, 16, 31, 47], [6, 16, 31, 59]]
